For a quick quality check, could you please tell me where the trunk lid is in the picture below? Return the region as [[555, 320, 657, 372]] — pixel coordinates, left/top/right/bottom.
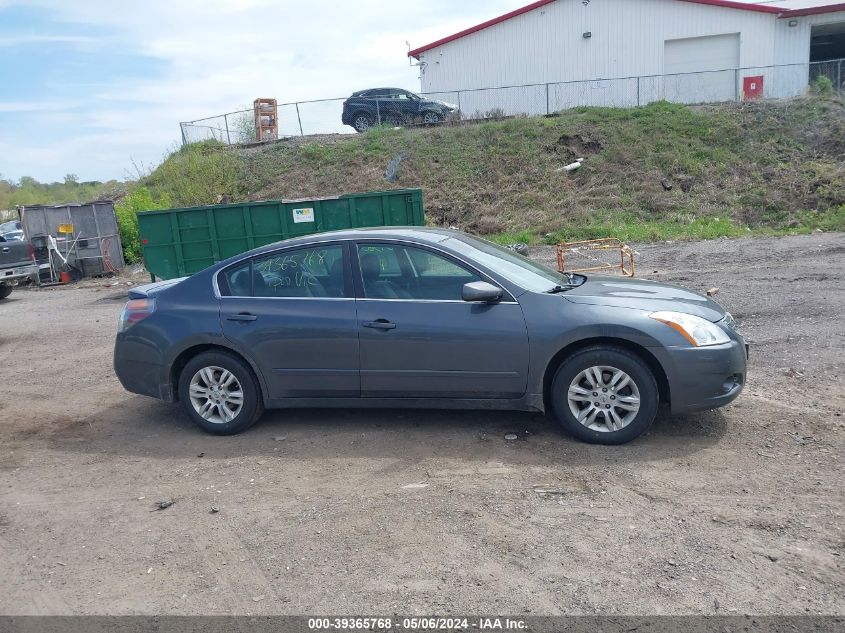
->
[[127, 277, 188, 299]]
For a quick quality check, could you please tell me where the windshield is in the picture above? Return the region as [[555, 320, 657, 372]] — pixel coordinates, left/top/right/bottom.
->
[[445, 235, 575, 293]]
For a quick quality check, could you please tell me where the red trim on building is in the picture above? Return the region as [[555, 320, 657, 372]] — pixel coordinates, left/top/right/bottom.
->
[[408, 0, 557, 58], [778, 3, 845, 17], [408, 0, 784, 58]]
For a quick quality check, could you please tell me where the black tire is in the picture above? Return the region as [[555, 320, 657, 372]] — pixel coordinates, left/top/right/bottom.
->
[[421, 110, 442, 125], [0, 284, 12, 300], [508, 243, 530, 257], [177, 350, 264, 435], [550, 346, 658, 445], [352, 112, 374, 133]]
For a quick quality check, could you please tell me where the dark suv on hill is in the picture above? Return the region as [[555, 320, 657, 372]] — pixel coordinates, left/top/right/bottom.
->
[[341, 88, 458, 132]]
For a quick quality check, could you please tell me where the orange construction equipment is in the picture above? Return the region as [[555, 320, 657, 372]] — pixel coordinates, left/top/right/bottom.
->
[[556, 238, 636, 277]]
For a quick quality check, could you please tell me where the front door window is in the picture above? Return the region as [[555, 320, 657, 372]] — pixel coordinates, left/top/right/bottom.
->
[[356, 243, 482, 301]]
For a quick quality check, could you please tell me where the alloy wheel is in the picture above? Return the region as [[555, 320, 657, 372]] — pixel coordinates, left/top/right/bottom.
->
[[567, 365, 641, 433], [189, 366, 244, 424]]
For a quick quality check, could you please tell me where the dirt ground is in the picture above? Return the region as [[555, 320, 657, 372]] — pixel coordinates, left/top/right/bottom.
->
[[0, 233, 842, 616]]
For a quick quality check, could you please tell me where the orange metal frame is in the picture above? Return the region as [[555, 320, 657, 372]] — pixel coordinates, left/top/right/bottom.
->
[[556, 238, 636, 277], [253, 98, 278, 142]]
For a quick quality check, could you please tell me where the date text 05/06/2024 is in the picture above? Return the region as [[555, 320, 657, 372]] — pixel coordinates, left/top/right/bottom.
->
[[307, 617, 527, 630]]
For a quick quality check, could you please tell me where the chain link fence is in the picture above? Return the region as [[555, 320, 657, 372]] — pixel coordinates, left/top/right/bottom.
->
[[180, 59, 844, 146]]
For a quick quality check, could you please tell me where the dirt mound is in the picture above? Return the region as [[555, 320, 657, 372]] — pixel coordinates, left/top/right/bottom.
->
[[145, 99, 845, 242], [548, 133, 604, 162]]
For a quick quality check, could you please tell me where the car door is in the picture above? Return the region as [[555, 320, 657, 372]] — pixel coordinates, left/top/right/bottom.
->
[[379, 90, 405, 123], [366, 89, 390, 124], [354, 241, 529, 399], [395, 90, 420, 120], [219, 242, 360, 399]]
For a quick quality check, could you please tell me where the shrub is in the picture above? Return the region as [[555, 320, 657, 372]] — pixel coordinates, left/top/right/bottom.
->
[[229, 110, 258, 144], [145, 141, 246, 208], [811, 75, 834, 98], [115, 187, 170, 264]]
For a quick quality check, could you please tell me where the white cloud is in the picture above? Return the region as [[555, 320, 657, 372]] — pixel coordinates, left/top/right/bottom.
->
[[0, 100, 80, 112], [0, 34, 97, 46]]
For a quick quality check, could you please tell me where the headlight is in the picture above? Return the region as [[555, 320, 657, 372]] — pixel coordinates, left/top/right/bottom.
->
[[649, 311, 730, 347]]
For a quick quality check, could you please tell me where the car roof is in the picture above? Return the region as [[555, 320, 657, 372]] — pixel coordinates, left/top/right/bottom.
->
[[272, 226, 459, 247], [209, 226, 467, 271], [351, 88, 413, 96]]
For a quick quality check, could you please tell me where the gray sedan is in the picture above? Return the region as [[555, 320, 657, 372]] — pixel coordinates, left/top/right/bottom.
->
[[114, 227, 746, 444]]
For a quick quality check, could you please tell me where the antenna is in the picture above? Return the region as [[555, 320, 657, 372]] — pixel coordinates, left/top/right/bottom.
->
[[407, 41, 425, 67]]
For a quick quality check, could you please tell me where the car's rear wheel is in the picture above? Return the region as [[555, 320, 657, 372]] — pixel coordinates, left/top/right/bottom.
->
[[178, 351, 263, 435], [422, 110, 442, 125], [353, 113, 374, 133], [0, 284, 12, 300], [550, 346, 658, 445]]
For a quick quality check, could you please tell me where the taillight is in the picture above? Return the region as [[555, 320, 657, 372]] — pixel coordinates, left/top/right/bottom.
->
[[28, 242, 35, 262], [118, 298, 156, 333]]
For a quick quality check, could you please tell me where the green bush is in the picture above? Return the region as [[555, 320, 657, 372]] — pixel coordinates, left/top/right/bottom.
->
[[811, 75, 834, 97], [145, 141, 246, 207], [115, 187, 170, 264]]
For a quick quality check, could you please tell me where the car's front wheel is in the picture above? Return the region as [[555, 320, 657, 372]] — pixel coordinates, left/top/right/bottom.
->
[[178, 351, 264, 435], [550, 346, 658, 445], [422, 110, 442, 125]]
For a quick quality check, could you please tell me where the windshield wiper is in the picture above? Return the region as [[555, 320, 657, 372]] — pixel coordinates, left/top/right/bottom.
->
[[546, 273, 585, 294], [546, 284, 575, 294]]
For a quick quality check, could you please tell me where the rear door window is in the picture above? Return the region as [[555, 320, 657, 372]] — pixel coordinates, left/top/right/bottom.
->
[[219, 244, 347, 298]]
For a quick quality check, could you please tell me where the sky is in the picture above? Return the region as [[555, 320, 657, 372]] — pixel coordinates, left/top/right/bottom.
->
[[0, 0, 520, 183], [0, 0, 834, 183]]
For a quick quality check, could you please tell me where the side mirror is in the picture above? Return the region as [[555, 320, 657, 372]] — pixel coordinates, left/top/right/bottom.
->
[[462, 281, 503, 303]]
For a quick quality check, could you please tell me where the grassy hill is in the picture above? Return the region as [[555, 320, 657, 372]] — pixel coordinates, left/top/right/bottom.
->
[[138, 98, 845, 248]]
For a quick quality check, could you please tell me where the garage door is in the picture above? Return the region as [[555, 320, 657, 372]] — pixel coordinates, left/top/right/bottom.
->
[[664, 33, 740, 103]]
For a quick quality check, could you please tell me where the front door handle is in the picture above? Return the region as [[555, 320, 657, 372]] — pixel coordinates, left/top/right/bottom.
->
[[226, 313, 257, 322], [363, 320, 396, 330]]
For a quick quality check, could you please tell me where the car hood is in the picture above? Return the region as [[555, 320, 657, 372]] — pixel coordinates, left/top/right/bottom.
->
[[563, 275, 726, 322]]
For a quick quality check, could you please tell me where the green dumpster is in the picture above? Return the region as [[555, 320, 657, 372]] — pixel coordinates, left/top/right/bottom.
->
[[138, 188, 424, 280]]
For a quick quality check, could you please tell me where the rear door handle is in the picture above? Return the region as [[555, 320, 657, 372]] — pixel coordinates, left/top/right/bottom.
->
[[363, 320, 396, 330], [226, 313, 258, 322]]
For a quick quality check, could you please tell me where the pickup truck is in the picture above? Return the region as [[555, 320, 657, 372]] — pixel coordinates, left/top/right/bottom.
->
[[0, 234, 38, 299]]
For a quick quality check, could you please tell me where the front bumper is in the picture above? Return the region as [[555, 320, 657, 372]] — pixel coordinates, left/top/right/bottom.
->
[[658, 334, 747, 415]]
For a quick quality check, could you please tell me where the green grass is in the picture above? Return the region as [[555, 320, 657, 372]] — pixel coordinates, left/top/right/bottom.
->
[[144, 140, 244, 207], [489, 206, 845, 245], [140, 98, 845, 247]]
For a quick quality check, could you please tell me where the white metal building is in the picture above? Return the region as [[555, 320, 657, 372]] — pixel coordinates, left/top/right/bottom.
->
[[408, 0, 845, 115]]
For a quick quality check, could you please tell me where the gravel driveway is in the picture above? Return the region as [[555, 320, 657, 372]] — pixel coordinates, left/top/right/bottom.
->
[[0, 233, 842, 615]]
